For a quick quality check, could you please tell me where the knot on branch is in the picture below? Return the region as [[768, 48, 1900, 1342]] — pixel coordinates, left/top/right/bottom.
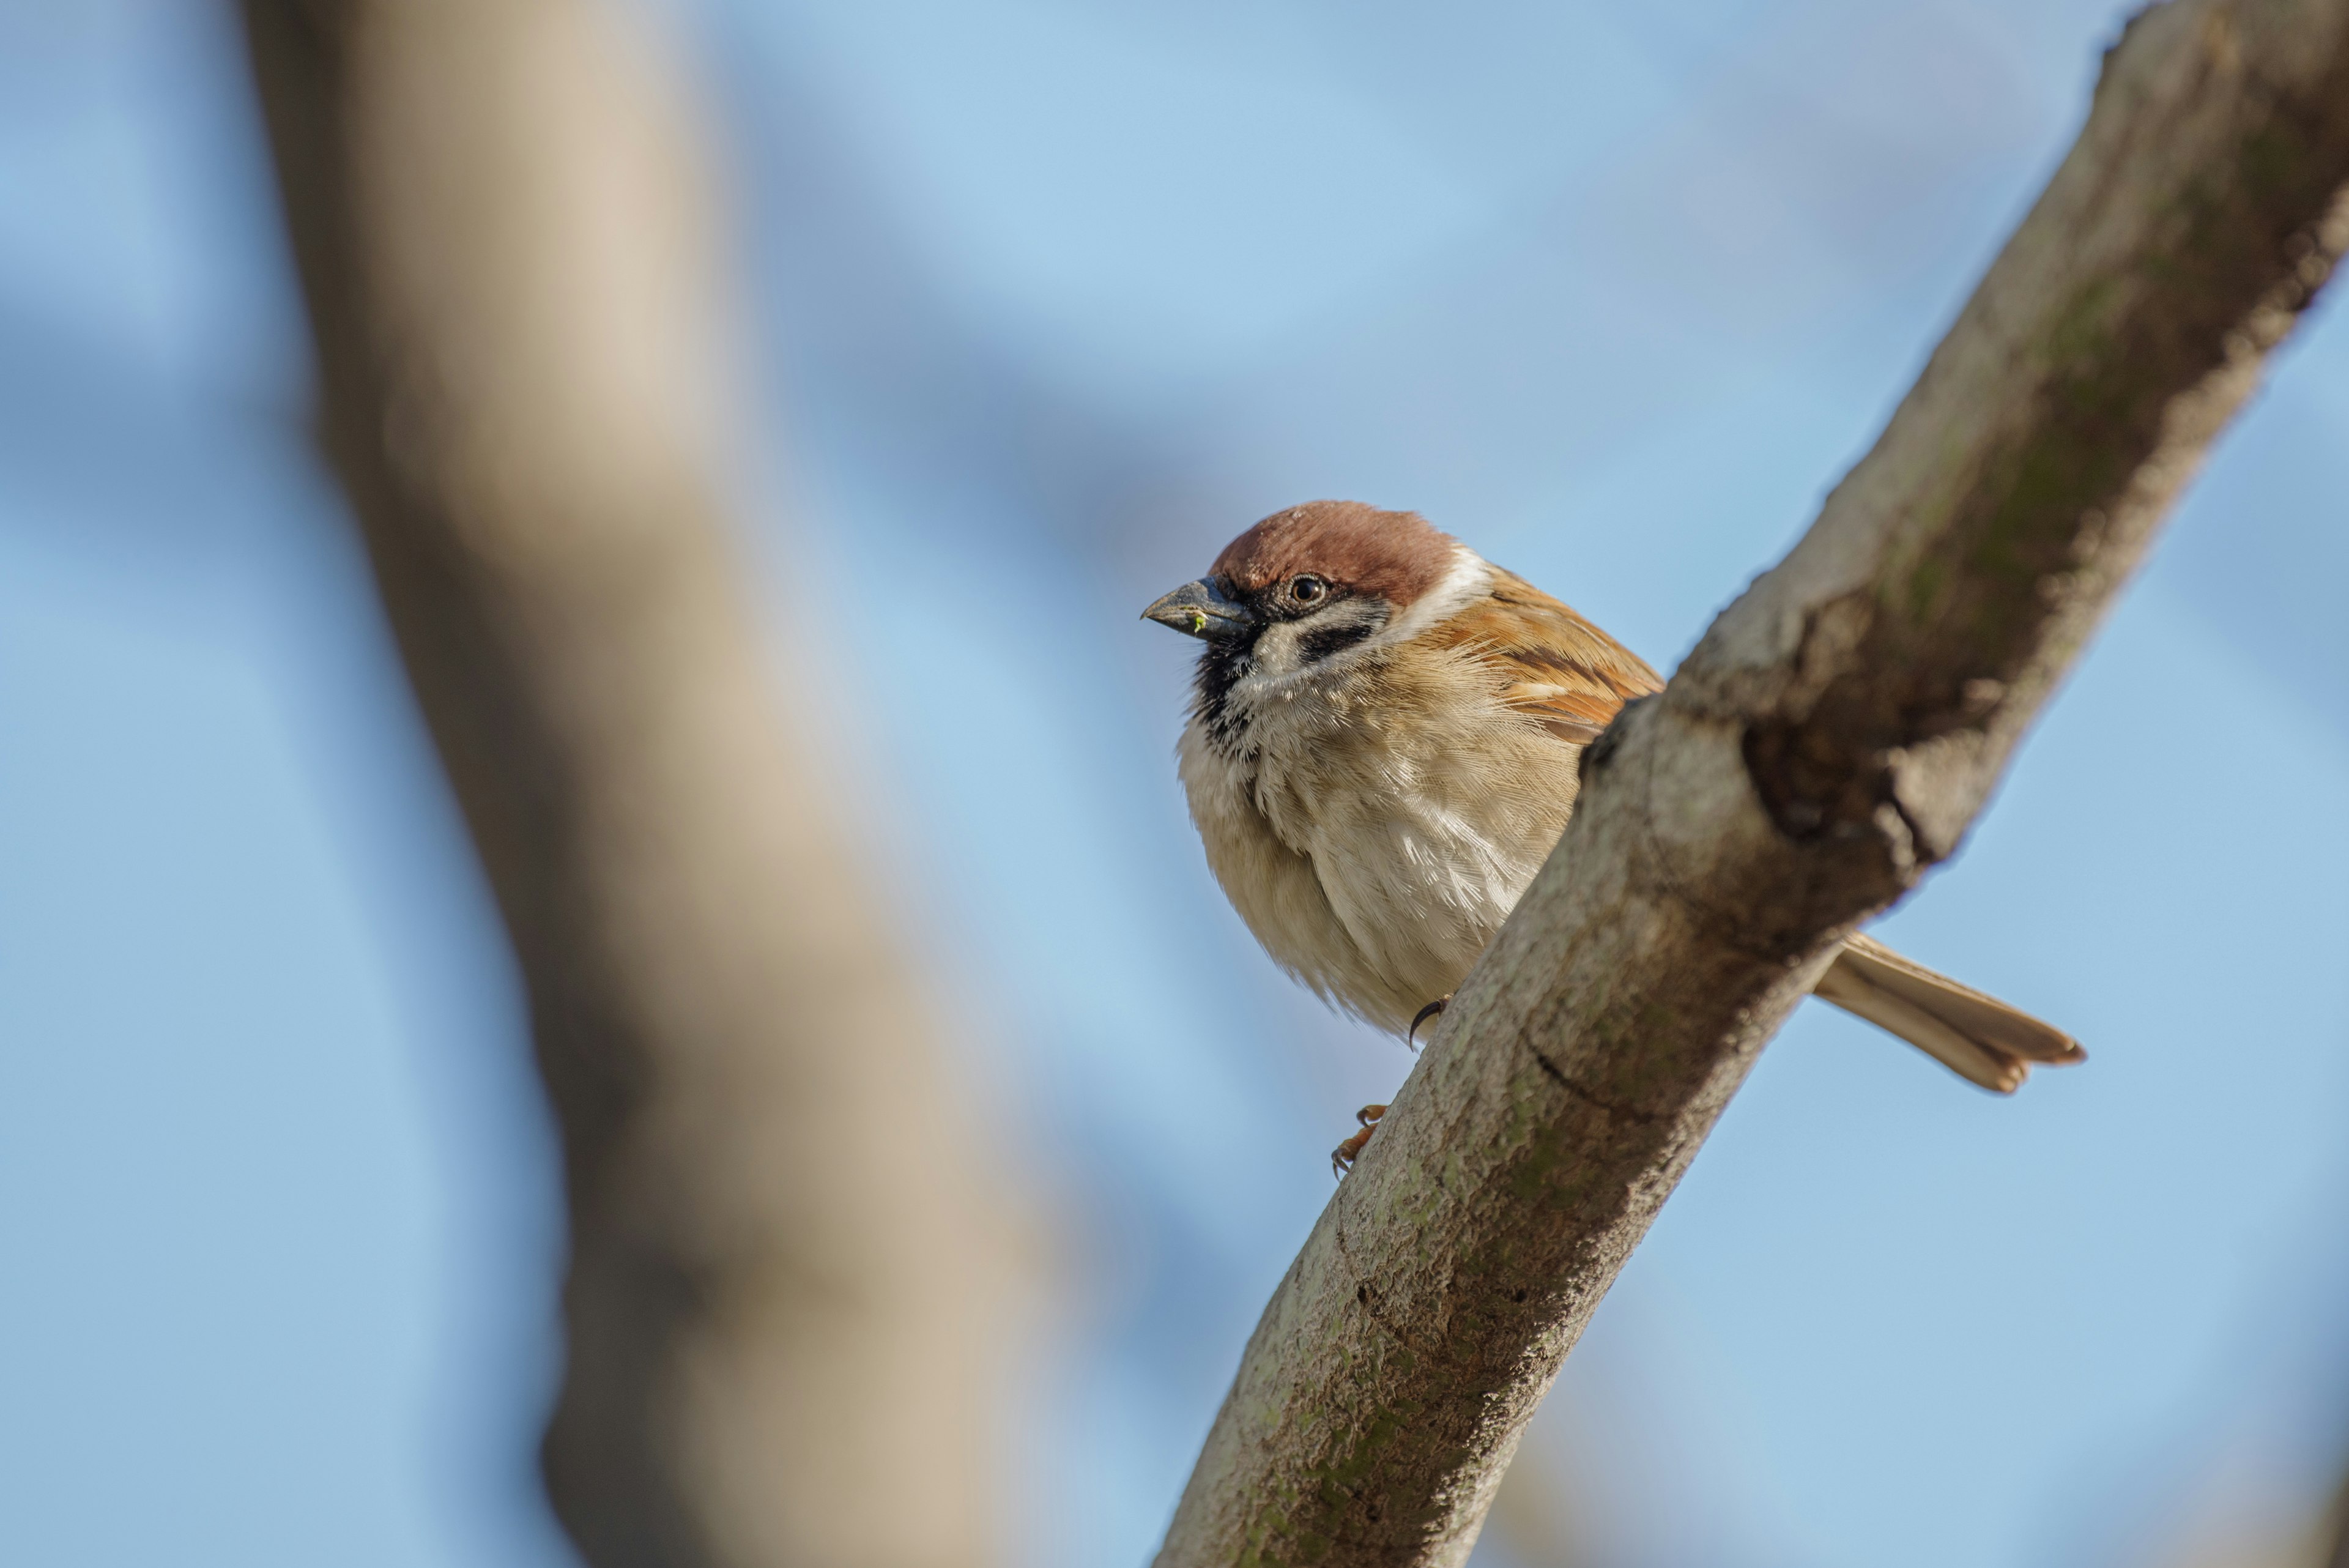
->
[[1729, 582, 2005, 870], [1739, 682, 2010, 872], [1739, 714, 1883, 845]]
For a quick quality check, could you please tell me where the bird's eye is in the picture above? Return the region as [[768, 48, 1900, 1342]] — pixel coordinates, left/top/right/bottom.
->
[[1291, 574, 1328, 604]]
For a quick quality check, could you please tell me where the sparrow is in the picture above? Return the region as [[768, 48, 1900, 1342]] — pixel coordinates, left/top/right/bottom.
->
[[1143, 500, 2083, 1172]]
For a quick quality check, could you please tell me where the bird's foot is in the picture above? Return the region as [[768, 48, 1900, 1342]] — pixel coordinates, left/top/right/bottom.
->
[[1330, 1104, 1387, 1177], [1408, 995, 1451, 1050]]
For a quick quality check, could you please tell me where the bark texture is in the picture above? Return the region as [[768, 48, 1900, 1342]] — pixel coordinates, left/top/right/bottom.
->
[[1155, 3, 2349, 1564], [240, 4, 1008, 1566]]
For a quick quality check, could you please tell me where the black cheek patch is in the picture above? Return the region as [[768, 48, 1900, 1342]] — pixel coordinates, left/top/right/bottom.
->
[[1296, 619, 1377, 663]]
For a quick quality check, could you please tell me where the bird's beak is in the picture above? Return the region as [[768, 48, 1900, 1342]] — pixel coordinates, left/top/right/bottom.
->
[[1141, 578, 1257, 641]]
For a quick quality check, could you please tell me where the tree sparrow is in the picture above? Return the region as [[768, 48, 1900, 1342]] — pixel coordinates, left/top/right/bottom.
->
[[1143, 501, 2083, 1171]]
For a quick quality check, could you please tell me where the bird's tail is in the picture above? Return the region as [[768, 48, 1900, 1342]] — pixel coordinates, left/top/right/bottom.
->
[[1811, 933, 2085, 1093]]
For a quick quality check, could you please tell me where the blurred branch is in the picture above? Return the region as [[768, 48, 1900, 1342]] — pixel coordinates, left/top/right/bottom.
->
[[1156, 2, 2349, 1564], [239, 2, 1007, 1566], [2321, 1466, 2349, 1568]]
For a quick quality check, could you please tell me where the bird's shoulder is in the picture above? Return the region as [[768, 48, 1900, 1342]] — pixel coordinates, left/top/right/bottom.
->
[[1414, 567, 1664, 743]]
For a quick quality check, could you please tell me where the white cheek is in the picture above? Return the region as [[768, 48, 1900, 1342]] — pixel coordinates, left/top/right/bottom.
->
[[1242, 601, 1388, 689], [1250, 622, 1310, 679]]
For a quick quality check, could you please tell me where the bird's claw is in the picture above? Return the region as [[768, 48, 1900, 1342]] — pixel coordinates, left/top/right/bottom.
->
[[1408, 995, 1451, 1050], [1332, 1104, 1389, 1176]]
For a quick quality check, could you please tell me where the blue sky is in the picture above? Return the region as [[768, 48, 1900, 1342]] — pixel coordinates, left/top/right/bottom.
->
[[3, 2, 2347, 1567]]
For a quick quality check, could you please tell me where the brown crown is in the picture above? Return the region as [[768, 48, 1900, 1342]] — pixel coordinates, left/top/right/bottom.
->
[[1208, 500, 1456, 608]]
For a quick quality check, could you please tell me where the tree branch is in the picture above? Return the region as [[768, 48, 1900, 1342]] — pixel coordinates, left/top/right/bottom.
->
[[1154, 3, 2349, 1564], [239, 3, 1009, 1565]]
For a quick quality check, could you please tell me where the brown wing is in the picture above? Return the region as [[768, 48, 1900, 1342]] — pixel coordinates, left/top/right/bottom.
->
[[1421, 567, 1664, 743]]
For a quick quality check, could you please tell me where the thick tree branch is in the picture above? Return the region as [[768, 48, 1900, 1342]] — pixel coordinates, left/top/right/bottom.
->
[[240, 3, 1008, 1566], [1156, 3, 2349, 1564]]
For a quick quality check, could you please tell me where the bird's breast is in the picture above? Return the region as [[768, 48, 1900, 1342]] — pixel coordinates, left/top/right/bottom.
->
[[1177, 653, 1581, 1033]]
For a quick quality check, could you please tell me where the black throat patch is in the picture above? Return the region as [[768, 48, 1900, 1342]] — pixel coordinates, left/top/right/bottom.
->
[[1192, 631, 1259, 757]]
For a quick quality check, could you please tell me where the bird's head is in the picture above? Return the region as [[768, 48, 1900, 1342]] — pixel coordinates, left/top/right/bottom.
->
[[1141, 500, 1464, 680]]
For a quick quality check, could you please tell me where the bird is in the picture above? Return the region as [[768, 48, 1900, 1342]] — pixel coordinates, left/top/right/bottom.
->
[[1141, 500, 2083, 1173]]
